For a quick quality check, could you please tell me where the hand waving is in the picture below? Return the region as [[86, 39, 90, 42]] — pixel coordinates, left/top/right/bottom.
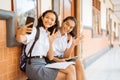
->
[[48, 29, 57, 43], [72, 35, 84, 46]]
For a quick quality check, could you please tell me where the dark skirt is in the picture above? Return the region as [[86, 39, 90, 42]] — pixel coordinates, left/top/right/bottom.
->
[[26, 58, 58, 80]]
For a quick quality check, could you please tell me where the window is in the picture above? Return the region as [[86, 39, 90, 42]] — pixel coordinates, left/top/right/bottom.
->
[[92, 0, 102, 37], [12, 0, 38, 27]]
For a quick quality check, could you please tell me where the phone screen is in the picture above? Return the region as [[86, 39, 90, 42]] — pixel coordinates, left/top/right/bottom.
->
[[25, 16, 35, 34], [48, 27, 58, 35], [25, 16, 34, 28]]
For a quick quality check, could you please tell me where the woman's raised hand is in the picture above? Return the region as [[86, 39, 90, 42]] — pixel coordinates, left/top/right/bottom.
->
[[48, 29, 57, 43], [72, 35, 84, 46], [16, 22, 33, 43], [17, 22, 33, 35]]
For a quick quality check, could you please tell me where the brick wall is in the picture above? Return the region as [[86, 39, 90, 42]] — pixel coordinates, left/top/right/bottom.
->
[[0, 20, 26, 80]]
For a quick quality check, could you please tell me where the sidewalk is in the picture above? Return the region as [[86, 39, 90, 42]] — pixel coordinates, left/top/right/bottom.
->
[[85, 46, 120, 80]]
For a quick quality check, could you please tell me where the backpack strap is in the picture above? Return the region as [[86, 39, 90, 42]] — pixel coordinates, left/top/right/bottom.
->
[[28, 27, 40, 64]]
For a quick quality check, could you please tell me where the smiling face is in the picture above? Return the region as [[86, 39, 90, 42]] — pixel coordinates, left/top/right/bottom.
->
[[42, 12, 56, 29], [61, 19, 75, 35]]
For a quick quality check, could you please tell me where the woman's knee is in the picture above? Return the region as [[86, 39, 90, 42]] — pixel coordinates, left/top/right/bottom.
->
[[75, 59, 83, 66], [59, 64, 76, 75], [75, 59, 85, 72], [58, 65, 76, 80], [67, 65, 76, 74], [75, 59, 81, 64]]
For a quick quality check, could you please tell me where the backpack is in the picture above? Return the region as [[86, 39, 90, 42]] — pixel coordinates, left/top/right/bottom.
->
[[20, 27, 40, 72]]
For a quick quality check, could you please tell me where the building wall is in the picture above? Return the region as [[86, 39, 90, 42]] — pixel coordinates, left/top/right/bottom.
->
[[0, 0, 11, 11], [0, 1, 27, 80], [81, 0, 109, 59], [0, 20, 26, 80], [81, 0, 119, 60], [82, 28, 109, 59]]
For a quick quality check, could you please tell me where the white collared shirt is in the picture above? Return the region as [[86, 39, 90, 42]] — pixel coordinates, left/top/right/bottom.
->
[[53, 30, 72, 57], [24, 26, 49, 57]]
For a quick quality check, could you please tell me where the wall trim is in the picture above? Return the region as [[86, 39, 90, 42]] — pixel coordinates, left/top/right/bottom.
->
[[0, 9, 20, 47]]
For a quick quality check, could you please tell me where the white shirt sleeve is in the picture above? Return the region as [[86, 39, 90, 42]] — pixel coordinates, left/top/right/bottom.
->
[[23, 27, 36, 44]]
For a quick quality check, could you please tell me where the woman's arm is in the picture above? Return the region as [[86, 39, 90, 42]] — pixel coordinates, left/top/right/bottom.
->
[[53, 57, 66, 62], [47, 43, 66, 62], [47, 40, 54, 60], [64, 41, 75, 58], [47, 29, 57, 60], [64, 35, 84, 58]]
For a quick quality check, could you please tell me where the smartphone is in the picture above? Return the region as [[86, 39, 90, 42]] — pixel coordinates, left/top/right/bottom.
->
[[25, 16, 35, 34], [25, 16, 35, 28], [48, 27, 58, 35]]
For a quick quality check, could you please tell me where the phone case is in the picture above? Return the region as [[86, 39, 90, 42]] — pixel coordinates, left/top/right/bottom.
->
[[25, 16, 34, 34], [25, 16, 34, 28]]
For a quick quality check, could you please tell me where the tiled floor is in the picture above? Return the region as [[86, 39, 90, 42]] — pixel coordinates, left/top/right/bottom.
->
[[85, 46, 120, 80]]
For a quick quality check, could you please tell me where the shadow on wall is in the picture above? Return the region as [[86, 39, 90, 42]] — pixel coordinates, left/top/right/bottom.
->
[[0, 9, 20, 47]]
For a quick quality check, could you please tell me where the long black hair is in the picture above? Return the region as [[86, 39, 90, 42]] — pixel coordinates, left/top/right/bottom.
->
[[63, 16, 77, 37], [36, 10, 59, 34]]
